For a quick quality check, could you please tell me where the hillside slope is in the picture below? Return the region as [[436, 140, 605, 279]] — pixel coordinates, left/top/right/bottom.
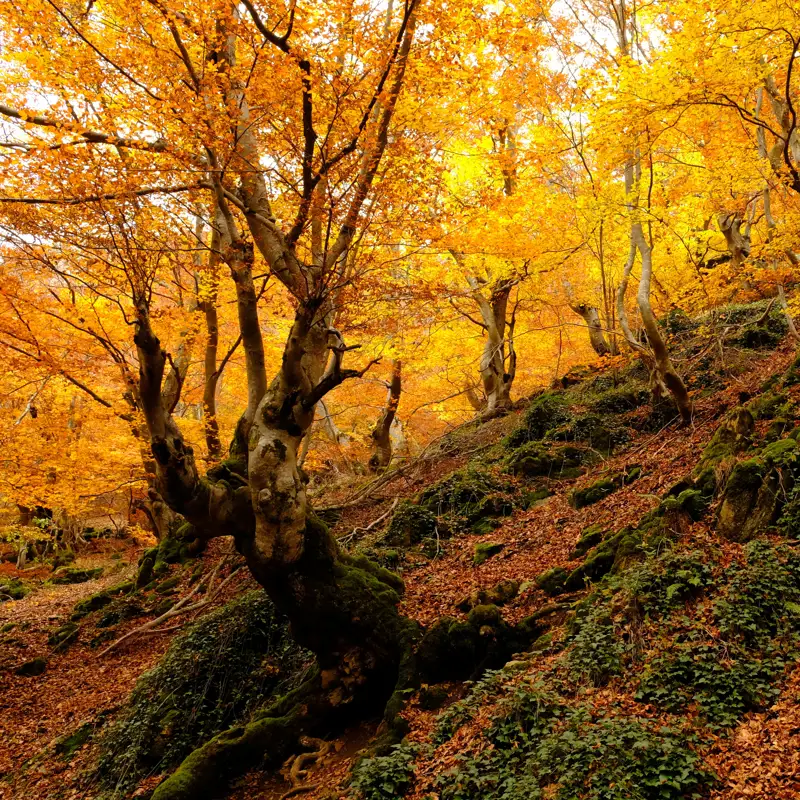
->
[[3, 301, 800, 800]]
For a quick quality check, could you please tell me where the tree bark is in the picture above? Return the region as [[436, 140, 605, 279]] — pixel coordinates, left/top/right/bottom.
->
[[369, 359, 402, 471], [570, 303, 610, 356]]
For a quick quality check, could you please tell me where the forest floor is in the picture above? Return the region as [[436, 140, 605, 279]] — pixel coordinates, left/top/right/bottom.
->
[[1, 337, 799, 800]]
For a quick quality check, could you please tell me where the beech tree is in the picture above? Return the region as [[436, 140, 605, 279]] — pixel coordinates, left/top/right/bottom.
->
[[0, 0, 427, 793]]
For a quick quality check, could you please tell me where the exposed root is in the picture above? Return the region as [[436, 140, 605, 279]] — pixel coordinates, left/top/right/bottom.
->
[[279, 736, 331, 800]]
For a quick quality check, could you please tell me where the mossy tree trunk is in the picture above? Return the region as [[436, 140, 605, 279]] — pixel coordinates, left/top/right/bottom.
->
[[130, 15, 421, 800]]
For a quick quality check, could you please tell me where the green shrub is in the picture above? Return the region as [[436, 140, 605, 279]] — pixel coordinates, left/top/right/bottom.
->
[[624, 550, 712, 617], [97, 590, 309, 791], [436, 683, 713, 800], [636, 640, 786, 727], [565, 608, 623, 686], [350, 742, 421, 800], [713, 540, 800, 646]]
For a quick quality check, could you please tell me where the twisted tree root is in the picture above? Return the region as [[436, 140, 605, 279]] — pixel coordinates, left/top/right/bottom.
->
[[279, 736, 331, 800]]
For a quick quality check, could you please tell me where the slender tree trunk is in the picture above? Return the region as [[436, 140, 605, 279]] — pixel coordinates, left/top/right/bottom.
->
[[369, 359, 401, 471], [632, 223, 692, 423], [570, 303, 610, 356]]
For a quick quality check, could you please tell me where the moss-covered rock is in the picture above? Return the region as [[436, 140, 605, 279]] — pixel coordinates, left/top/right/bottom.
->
[[418, 685, 449, 711], [749, 391, 792, 421], [419, 466, 514, 533], [71, 582, 133, 621], [156, 574, 182, 594], [97, 590, 310, 793], [55, 722, 93, 759], [48, 621, 80, 651], [51, 566, 103, 585], [416, 617, 478, 682], [504, 443, 589, 479], [136, 546, 158, 588], [569, 466, 641, 509], [694, 406, 755, 475], [569, 525, 606, 559], [473, 542, 504, 566], [383, 501, 439, 547], [0, 577, 29, 601], [590, 385, 650, 415], [51, 549, 76, 569], [16, 656, 47, 676], [457, 579, 520, 612], [547, 413, 631, 455], [503, 392, 572, 449], [417, 604, 535, 684], [536, 567, 568, 596]]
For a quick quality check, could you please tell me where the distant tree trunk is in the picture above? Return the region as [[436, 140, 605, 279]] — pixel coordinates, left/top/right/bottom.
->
[[463, 274, 516, 413], [716, 211, 751, 270], [369, 359, 402, 471], [464, 382, 485, 412], [570, 303, 610, 355], [633, 222, 693, 423]]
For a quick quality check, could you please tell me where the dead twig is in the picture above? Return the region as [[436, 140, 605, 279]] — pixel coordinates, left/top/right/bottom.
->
[[338, 497, 399, 545], [98, 556, 242, 656]]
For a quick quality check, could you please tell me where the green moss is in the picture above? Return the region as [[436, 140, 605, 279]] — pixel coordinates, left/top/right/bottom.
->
[[418, 466, 515, 532], [536, 566, 568, 596], [503, 392, 572, 449], [97, 590, 310, 793], [50, 566, 103, 585], [136, 546, 158, 588], [674, 489, 709, 521], [383, 501, 439, 546], [520, 487, 553, 508], [570, 477, 616, 509], [473, 541, 504, 566], [417, 617, 479, 682], [150, 706, 304, 800], [694, 406, 755, 474], [55, 722, 93, 759], [458, 579, 520, 612], [547, 412, 631, 455], [48, 622, 79, 651], [761, 437, 798, 467], [565, 537, 621, 591], [504, 442, 589, 478], [590, 386, 650, 414], [569, 525, 606, 559], [51, 549, 76, 569], [783, 351, 800, 386], [749, 391, 792, 421], [71, 582, 133, 622], [418, 685, 449, 710], [156, 574, 182, 594], [0, 577, 29, 601]]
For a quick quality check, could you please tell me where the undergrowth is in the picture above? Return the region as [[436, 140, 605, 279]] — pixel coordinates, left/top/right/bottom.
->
[[96, 591, 309, 793]]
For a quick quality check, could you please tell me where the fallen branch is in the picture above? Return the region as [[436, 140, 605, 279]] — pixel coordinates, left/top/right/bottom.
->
[[98, 557, 242, 656], [315, 416, 479, 512], [337, 497, 399, 545]]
